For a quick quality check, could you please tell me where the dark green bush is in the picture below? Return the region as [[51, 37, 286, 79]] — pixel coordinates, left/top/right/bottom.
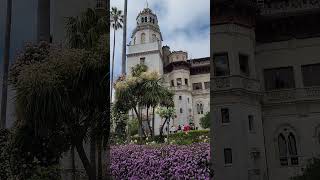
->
[[0, 129, 11, 180], [292, 157, 320, 180], [130, 130, 210, 145]]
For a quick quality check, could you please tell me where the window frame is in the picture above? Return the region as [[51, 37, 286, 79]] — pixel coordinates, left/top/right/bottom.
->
[[301, 63, 320, 87], [192, 82, 203, 90], [213, 52, 230, 77], [140, 57, 145, 65], [224, 148, 233, 165], [239, 53, 250, 77], [264, 66, 296, 91], [248, 115, 254, 133], [221, 108, 230, 124]]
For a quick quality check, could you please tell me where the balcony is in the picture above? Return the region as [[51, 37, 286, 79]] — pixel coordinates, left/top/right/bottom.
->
[[169, 85, 192, 92], [264, 86, 320, 104], [211, 75, 261, 92], [192, 88, 210, 96]]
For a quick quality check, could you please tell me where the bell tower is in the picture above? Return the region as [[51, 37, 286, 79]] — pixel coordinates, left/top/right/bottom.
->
[[211, 0, 268, 180], [127, 6, 164, 75]]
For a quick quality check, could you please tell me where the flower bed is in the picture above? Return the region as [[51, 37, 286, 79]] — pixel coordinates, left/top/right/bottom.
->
[[110, 143, 210, 179]]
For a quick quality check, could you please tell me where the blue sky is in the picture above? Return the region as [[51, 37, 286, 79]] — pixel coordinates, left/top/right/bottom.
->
[[110, 0, 210, 80]]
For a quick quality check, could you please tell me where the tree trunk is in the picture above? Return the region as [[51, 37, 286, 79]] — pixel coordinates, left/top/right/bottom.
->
[[1, 0, 12, 129], [75, 140, 94, 180], [71, 146, 76, 180], [110, 28, 116, 103], [90, 129, 96, 180], [133, 107, 142, 143], [152, 107, 155, 137], [97, 137, 102, 180], [146, 107, 152, 137], [159, 118, 169, 141]]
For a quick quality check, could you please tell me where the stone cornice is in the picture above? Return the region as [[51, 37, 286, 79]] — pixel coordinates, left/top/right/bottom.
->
[[127, 50, 161, 57]]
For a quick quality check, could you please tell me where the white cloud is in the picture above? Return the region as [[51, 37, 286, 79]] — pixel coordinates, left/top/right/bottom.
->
[[110, 0, 210, 78]]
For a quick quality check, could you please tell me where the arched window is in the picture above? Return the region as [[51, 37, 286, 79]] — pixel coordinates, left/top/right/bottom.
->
[[278, 134, 288, 166], [277, 129, 299, 166], [141, 33, 146, 44], [288, 133, 299, 165], [152, 34, 157, 42], [152, 19, 155, 24], [145, 17, 147, 22], [197, 103, 204, 114], [141, 17, 144, 23], [133, 37, 136, 45]]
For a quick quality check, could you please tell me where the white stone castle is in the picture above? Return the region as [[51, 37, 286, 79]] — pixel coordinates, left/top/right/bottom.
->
[[211, 0, 320, 180], [126, 7, 210, 135]]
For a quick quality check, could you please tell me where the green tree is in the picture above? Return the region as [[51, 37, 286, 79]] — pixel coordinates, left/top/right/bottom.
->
[[66, 8, 108, 180], [156, 106, 176, 141], [200, 112, 210, 129], [66, 8, 108, 49], [9, 39, 109, 180], [292, 158, 320, 180], [114, 64, 173, 143], [110, 7, 123, 102]]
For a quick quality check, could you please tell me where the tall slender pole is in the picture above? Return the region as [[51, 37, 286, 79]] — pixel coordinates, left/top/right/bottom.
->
[[121, 0, 127, 75], [1, 0, 13, 129], [111, 29, 116, 103]]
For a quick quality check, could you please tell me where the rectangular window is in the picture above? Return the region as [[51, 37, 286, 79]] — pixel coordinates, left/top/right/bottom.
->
[[248, 115, 254, 132], [187, 98, 189, 103], [221, 108, 230, 124], [171, 80, 174, 87], [204, 82, 210, 89], [177, 78, 182, 86], [239, 54, 250, 76], [185, 79, 189, 86], [140, 57, 145, 65], [180, 108, 183, 113], [193, 83, 202, 90], [224, 148, 233, 165], [302, 63, 320, 87], [214, 53, 230, 76], [179, 96, 182, 100], [264, 67, 295, 91]]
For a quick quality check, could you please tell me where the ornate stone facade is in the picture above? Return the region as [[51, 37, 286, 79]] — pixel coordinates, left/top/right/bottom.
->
[[211, 1, 320, 180], [127, 7, 210, 135]]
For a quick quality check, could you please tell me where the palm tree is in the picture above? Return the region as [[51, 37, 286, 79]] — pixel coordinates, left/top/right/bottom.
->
[[1, 0, 12, 129], [110, 7, 123, 103], [66, 9, 108, 180], [66, 8, 108, 49]]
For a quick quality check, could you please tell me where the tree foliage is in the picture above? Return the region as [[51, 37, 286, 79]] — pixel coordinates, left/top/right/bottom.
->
[[114, 64, 174, 141], [292, 158, 320, 180], [9, 36, 109, 179], [200, 112, 210, 129]]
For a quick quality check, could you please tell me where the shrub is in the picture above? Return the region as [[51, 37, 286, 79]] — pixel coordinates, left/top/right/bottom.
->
[[292, 157, 320, 180], [200, 112, 210, 129], [0, 129, 11, 180], [111, 143, 210, 179], [131, 129, 210, 145], [27, 165, 61, 180]]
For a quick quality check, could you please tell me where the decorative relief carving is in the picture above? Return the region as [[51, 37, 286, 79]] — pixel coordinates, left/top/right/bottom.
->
[[264, 87, 320, 103], [213, 78, 230, 89], [261, 0, 320, 15]]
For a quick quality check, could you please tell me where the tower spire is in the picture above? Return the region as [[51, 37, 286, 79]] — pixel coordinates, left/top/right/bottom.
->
[[145, 0, 149, 8]]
